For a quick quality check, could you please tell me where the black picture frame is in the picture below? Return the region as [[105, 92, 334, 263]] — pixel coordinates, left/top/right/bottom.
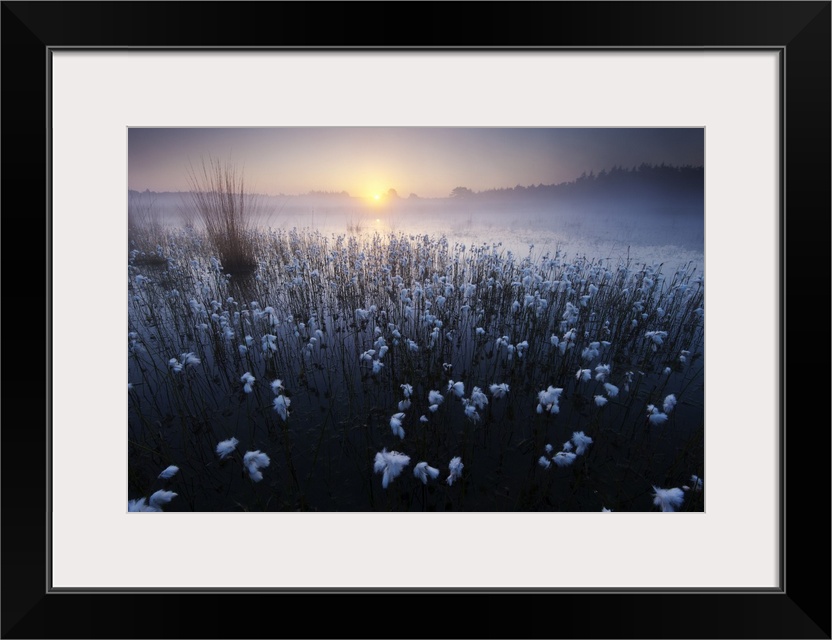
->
[[3, 2, 829, 638]]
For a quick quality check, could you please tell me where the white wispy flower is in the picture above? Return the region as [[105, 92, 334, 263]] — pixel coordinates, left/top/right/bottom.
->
[[663, 367, 672, 375], [216, 437, 239, 459], [594, 395, 608, 407], [470, 387, 489, 410], [648, 411, 669, 426], [398, 399, 412, 411], [148, 490, 177, 509], [428, 404, 440, 413], [645, 330, 668, 346], [544, 443, 554, 455], [428, 390, 444, 405], [413, 461, 440, 484], [419, 415, 429, 423], [572, 431, 594, 455], [462, 401, 480, 423], [576, 368, 592, 382], [447, 380, 465, 398], [603, 383, 619, 398], [372, 360, 384, 375], [374, 449, 411, 489], [390, 412, 406, 439], [538, 456, 552, 469], [537, 386, 563, 414], [261, 334, 277, 353], [238, 345, 248, 356], [273, 395, 291, 421], [128, 498, 160, 512], [180, 352, 201, 367], [158, 465, 179, 479], [652, 486, 685, 512], [489, 383, 509, 398], [552, 451, 577, 467], [243, 450, 271, 482], [400, 383, 413, 398], [601, 507, 613, 512], [475, 327, 485, 336], [594, 364, 611, 382], [240, 372, 256, 393], [168, 358, 183, 373], [562, 441, 574, 452], [270, 379, 284, 394], [447, 456, 464, 485], [690, 475, 703, 491], [663, 394, 677, 414]]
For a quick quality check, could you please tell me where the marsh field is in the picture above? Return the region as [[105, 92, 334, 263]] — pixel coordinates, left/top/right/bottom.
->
[[127, 185, 704, 513]]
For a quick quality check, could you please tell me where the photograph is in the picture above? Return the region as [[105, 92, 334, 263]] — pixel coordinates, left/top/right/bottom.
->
[[127, 127, 705, 513]]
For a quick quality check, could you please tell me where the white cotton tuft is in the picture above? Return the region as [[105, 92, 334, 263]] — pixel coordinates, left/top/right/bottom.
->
[[652, 486, 685, 512], [448, 380, 465, 398], [240, 372, 256, 393], [576, 368, 592, 382], [243, 450, 271, 482], [571, 431, 594, 455], [398, 399, 412, 411], [690, 475, 703, 491], [447, 456, 464, 485], [537, 386, 563, 414], [594, 395, 608, 407], [158, 465, 179, 479], [400, 383, 413, 398], [216, 437, 239, 459], [562, 441, 574, 452], [603, 383, 619, 398], [149, 490, 177, 508], [594, 364, 611, 382], [413, 461, 440, 484], [544, 444, 554, 455], [428, 390, 444, 405], [180, 352, 201, 367], [128, 497, 160, 512], [271, 379, 284, 394], [552, 451, 577, 467], [538, 456, 552, 469], [663, 394, 677, 413], [489, 383, 509, 398], [390, 413, 406, 439], [648, 411, 669, 426], [463, 401, 480, 423], [273, 395, 291, 420], [374, 449, 410, 489], [419, 415, 429, 423], [470, 387, 489, 410]]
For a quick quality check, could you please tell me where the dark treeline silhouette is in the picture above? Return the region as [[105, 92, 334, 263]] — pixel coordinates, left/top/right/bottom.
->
[[450, 163, 704, 215]]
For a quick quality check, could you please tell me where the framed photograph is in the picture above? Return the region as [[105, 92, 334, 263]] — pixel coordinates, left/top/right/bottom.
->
[[4, 2, 829, 638]]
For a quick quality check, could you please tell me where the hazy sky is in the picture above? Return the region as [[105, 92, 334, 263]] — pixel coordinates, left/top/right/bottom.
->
[[128, 128, 703, 199]]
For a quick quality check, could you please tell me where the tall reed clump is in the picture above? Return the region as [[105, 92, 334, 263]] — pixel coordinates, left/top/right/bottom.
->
[[184, 157, 260, 275]]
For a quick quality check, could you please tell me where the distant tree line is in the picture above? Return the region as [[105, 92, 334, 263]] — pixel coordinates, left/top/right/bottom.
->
[[449, 163, 704, 201]]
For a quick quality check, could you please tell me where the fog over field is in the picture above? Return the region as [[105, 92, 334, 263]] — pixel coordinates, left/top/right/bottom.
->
[[131, 177, 704, 270]]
